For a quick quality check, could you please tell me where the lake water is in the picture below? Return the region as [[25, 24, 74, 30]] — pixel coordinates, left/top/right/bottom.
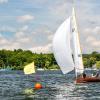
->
[[0, 70, 100, 100]]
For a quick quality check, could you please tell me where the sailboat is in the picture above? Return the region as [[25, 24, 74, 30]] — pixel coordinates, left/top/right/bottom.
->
[[0, 65, 12, 71], [53, 8, 100, 83]]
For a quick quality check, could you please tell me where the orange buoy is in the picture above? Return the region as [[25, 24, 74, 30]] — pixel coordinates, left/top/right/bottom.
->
[[34, 83, 42, 89]]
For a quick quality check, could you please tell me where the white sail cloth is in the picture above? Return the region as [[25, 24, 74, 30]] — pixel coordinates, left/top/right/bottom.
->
[[53, 8, 84, 75], [53, 17, 74, 74]]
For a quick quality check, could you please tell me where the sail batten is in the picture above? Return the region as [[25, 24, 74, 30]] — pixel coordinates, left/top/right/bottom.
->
[[53, 17, 74, 74]]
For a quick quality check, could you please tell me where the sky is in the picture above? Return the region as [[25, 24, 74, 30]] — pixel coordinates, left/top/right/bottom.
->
[[0, 0, 100, 53]]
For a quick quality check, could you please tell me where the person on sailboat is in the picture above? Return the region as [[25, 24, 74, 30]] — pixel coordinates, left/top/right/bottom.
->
[[91, 71, 96, 77], [95, 71, 99, 77], [91, 71, 99, 77], [82, 72, 86, 78]]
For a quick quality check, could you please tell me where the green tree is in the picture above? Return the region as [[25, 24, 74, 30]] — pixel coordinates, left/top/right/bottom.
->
[[89, 57, 96, 67], [0, 59, 4, 68], [96, 61, 100, 69], [83, 58, 89, 68]]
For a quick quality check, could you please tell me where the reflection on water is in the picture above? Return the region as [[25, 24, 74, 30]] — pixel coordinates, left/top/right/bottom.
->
[[0, 70, 100, 100]]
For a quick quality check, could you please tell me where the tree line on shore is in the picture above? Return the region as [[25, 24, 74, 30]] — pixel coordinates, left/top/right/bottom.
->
[[0, 49, 100, 70]]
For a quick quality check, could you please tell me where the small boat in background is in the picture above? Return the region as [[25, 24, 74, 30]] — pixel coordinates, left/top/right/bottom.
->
[[0, 69, 11, 71], [37, 68, 44, 71], [0, 66, 12, 71]]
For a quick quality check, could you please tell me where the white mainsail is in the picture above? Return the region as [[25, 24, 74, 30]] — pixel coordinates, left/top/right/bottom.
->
[[53, 17, 74, 74], [72, 8, 84, 74]]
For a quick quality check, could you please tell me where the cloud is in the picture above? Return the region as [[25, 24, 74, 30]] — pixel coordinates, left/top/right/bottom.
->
[[0, 32, 30, 50], [15, 27, 30, 44], [49, 0, 71, 20], [0, 0, 8, 4], [92, 41, 100, 47], [30, 27, 53, 46], [0, 0, 100, 54], [20, 25, 28, 31], [0, 34, 8, 45], [0, 26, 16, 32], [29, 44, 52, 53], [0, 25, 54, 53], [1, 42, 21, 50], [15, 32, 30, 43], [17, 15, 34, 23], [81, 26, 100, 53], [28, 0, 48, 4], [15, 31, 25, 38], [86, 36, 95, 43]]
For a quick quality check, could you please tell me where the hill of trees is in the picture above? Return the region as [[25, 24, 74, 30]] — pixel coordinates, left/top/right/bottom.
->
[[0, 49, 58, 70], [0, 49, 100, 70]]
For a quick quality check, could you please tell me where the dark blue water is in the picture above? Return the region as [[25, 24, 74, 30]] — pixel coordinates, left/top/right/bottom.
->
[[0, 70, 100, 100]]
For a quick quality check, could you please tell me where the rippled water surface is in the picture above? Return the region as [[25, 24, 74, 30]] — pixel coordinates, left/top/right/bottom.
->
[[0, 70, 100, 100]]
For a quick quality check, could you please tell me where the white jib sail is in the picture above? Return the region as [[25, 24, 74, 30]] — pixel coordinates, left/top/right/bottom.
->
[[72, 8, 84, 74], [53, 17, 74, 74]]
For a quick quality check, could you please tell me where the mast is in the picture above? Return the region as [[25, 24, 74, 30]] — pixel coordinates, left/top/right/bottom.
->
[[72, 1, 84, 78], [72, 0, 77, 79]]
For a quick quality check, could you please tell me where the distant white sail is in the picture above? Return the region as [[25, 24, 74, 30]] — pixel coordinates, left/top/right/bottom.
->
[[72, 8, 84, 74], [53, 17, 74, 74]]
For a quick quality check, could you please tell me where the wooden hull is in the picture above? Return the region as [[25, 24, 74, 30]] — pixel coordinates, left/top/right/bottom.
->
[[76, 77, 100, 83]]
